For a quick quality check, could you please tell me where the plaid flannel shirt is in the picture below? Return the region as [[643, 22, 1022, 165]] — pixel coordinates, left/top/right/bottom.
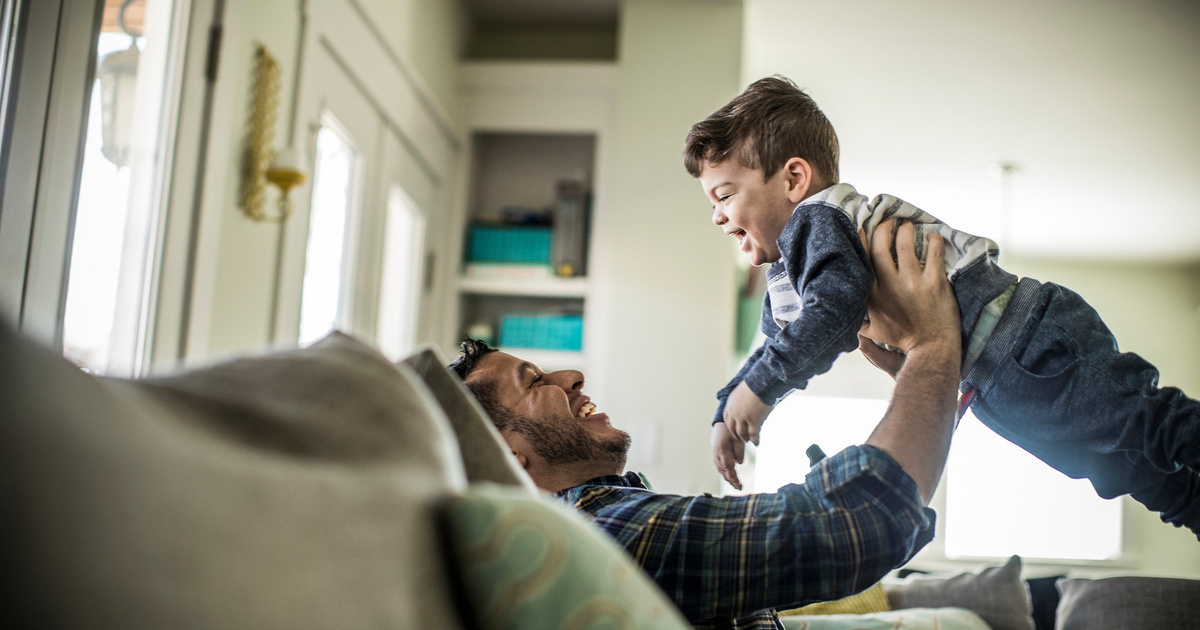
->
[[554, 444, 935, 629]]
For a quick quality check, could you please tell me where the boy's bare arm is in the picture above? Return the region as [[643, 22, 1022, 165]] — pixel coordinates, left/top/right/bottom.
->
[[862, 221, 961, 504]]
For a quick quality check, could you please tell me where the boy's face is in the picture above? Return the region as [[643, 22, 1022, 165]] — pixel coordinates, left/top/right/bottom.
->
[[699, 159, 799, 267]]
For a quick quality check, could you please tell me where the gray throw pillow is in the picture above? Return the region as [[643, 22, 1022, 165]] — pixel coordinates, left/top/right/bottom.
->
[[1056, 576, 1200, 629], [402, 346, 535, 489], [884, 555, 1034, 630], [0, 326, 469, 629]]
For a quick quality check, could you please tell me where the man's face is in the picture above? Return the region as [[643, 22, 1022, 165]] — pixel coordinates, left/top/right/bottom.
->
[[465, 351, 630, 468], [699, 159, 796, 267]]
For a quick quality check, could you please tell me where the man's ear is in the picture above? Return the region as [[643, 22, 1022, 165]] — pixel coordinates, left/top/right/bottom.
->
[[782, 157, 814, 204], [500, 429, 532, 470]]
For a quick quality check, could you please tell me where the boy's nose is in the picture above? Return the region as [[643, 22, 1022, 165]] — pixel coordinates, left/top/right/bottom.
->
[[712, 207, 727, 225]]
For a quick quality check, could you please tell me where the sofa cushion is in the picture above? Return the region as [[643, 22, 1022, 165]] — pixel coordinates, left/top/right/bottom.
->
[[401, 346, 535, 489], [884, 555, 1033, 630], [441, 483, 691, 630], [0, 325, 468, 629], [1056, 576, 1200, 629], [779, 582, 890, 616]]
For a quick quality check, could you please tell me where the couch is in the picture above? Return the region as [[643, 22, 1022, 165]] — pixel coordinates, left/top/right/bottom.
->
[[3, 322, 1197, 629], [780, 553, 1200, 630], [0, 324, 691, 629]]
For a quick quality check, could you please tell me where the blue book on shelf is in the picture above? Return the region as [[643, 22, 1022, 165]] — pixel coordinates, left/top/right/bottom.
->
[[468, 225, 552, 263], [498, 314, 583, 351]]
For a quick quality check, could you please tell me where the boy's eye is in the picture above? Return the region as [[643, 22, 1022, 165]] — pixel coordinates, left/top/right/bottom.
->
[[718, 194, 732, 203]]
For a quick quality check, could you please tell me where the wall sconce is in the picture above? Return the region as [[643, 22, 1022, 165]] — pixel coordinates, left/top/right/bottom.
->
[[240, 44, 306, 222], [265, 147, 307, 219], [97, 0, 142, 168]]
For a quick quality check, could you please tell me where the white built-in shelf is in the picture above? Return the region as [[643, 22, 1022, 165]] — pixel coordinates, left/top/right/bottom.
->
[[457, 276, 590, 298], [496, 347, 585, 371]]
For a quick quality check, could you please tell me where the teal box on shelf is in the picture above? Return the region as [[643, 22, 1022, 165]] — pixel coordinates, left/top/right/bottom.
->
[[467, 225, 552, 263], [499, 314, 583, 351]]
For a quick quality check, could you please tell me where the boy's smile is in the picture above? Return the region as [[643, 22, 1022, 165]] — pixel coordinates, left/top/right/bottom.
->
[[699, 159, 806, 267]]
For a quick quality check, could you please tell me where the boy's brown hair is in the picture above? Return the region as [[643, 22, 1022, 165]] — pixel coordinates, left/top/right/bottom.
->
[[684, 76, 839, 187]]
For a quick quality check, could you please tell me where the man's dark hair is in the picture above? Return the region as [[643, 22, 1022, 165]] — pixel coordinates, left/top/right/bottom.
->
[[448, 337, 496, 381], [683, 75, 839, 187], [448, 338, 513, 429]]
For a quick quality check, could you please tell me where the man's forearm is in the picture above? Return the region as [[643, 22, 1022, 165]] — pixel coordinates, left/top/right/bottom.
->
[[864, 339, 959, 504]]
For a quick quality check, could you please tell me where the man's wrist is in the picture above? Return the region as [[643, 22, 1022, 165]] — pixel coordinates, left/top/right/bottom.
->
[[903, 338, 959, 366]]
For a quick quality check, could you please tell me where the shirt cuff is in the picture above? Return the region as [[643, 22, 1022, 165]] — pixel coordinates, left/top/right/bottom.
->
[[805, 444, 936, 557]]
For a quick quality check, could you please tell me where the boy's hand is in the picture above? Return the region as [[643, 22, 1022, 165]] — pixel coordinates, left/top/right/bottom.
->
[[711, 422, 745, 490], [724, 381, 772, 446]]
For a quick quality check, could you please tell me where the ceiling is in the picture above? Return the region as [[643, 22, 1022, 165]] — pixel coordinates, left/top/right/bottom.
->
[[462, 0, 1200, 261]]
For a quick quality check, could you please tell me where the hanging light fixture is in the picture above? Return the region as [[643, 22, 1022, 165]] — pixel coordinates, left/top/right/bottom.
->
[[97, 0, 142, 168]]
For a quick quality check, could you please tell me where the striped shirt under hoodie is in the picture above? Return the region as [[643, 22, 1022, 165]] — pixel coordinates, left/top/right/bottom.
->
[[715, 183, 1017, 424]]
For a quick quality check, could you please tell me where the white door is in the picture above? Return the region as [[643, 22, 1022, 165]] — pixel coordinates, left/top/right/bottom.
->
[[275, 0, 457, 353], [375, 129, 439, 360], [276, 42, 382, 345]]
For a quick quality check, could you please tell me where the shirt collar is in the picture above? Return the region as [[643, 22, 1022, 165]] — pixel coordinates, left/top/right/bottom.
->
[[554, 470, 648, 499]]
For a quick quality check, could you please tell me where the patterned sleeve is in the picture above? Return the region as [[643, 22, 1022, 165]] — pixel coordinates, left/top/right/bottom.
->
[[573, 445, 934, 623], [742, 205, 874, 403]]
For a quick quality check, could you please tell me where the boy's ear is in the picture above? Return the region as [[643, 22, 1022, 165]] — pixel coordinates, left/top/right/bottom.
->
[[782, 157, 814, 204]]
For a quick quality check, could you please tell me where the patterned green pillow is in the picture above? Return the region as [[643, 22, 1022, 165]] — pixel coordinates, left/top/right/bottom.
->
[[441, 484, 691, 630]]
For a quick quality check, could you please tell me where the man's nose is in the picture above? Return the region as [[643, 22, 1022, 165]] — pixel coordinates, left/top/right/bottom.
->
[[543, 369, 584, 393]]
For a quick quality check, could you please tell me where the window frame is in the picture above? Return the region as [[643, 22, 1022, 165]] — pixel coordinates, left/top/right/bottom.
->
[[0, 0, 224, 377]]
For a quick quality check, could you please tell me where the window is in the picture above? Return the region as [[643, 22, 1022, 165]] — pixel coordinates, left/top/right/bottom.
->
[[754, 395, 886, 493], [62, 0, 183, 375], [376, 185, 425, 361], [0, 0, 16, 147], [945, 411, 1122, 561], [298, 119, 357, 346], [752, 395, 1124, 563]]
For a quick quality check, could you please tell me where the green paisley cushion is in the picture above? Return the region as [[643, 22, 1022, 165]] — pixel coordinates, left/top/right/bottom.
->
[[441, 484, 691, 630]]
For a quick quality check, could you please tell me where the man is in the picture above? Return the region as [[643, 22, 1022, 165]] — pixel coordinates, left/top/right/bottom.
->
[[449, 221, 962, 629]]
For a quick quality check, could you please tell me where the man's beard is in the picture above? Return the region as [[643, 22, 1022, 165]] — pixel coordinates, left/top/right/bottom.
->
[[510, 413, 631, 469]]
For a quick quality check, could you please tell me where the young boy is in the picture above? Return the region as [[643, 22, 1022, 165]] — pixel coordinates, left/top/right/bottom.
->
[[686, 76, 1200, 535]]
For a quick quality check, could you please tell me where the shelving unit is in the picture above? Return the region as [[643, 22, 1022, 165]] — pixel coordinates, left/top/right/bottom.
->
[[446, 62, 614, 372]]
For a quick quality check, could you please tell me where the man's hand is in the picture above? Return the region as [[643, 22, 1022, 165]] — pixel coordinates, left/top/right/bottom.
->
[[859, 334, 906, 380], [859, 220, 959, 359], [724, 381, 772, 446], [711, 422, 745, 490], [860, 219, 962, 504]]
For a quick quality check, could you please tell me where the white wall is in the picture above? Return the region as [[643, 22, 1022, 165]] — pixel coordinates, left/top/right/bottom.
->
[[594, 0, 743, 495], [355, 0, 468, 115], [192, 0, 464, 359]]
